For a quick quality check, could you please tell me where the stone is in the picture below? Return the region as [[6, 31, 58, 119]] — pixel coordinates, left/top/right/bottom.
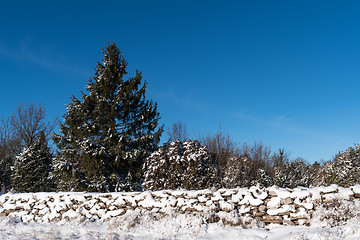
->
[[0, 212, 8, 217], [253, 211, 265, 217], [281, 198, 293, 205], [354, 193, 360, 198], [262, 215, 283, 223], [268, 191, 278, 197], [258, 205, 266, 212], [278, 211, 291, 216], [283, 219, 295, 226]]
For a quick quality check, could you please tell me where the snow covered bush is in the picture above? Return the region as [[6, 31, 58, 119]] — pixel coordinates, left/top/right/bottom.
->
[[11, 133, 52, 192], [253, 168, 273, 187], [142, 140, 219, 190], [273, 158, 312, 188], [221, 156, 252, 188], [322, 145, 360, 187], [221, 143, 273, 188]]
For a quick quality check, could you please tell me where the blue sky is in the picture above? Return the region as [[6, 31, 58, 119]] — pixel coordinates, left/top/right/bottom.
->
[[1, 1, 360, 163]]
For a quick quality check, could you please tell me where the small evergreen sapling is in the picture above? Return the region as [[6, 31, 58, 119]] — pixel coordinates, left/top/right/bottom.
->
[[0, 157, 12, 193], [11, 132, 52, 192]]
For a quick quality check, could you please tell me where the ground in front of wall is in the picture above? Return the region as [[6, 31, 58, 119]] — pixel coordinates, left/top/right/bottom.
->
[[1, 213, 360, 240]]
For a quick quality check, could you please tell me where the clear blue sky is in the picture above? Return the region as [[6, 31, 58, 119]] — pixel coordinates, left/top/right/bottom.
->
[[1, 1, 360, 163]]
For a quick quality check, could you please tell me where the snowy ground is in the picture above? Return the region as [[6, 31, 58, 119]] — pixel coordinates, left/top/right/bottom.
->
[[1, 213, 360, 240]]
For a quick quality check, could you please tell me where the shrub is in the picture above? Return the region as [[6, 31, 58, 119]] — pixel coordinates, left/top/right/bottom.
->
[[142, 140, 219, 190]]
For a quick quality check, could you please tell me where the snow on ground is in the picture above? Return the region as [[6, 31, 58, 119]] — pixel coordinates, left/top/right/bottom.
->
[[1, 212, 360, 240]]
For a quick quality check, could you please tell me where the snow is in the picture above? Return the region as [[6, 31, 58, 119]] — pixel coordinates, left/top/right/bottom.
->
[[211, 191, 224, 201], [241, 194, 263, 206], [219, 200, 233, 211], [318, 184, 338, 194], [351, 184, 360, 194], [338, 187, 354, 200], [0, 213, 360, 239], [290, 207, 309, 219], [137, 191, 165, 209], [249, 186, 268, 200], [62, 209, 79, 220], [267, 204, 293, 215], [197, 195, 206, 203], [267, 197, 281, 208], [294, 198, 314, 210]]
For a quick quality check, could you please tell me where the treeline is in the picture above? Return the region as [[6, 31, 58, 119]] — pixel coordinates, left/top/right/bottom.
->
[[144, 125, 360, 190], [1, 42, 359, 193]]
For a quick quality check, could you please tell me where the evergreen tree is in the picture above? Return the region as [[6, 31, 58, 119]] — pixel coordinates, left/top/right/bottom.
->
[[11, 132, 52, 192], [272, 149, 290, 187], [222, 156, 252, 188], [53, 42, 163, 192], [323, 145, 360, 187], [309, 161, 323, 187], [0, 157, 12, 193], [286, 158, 312, 188], [253, 168, 273, 187], [51, 156, 86, 192], [271, 149, 312, 188]]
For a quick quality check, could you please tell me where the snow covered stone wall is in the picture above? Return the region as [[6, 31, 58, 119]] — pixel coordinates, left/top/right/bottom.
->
[[1, 184, 360, 227]]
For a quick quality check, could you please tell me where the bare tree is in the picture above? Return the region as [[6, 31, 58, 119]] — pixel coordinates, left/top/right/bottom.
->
[[0, 103, 58, 158], [199, 126, 239, 171], [241, 141, 272, 179], [166, 120, 188, 142], [198, 126, 277, 188], [0, 118, 17, 159]]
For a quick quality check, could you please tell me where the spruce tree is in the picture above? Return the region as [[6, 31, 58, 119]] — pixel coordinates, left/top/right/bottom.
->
[[53, 42, 163, 192], [11, 132, 52, 192]]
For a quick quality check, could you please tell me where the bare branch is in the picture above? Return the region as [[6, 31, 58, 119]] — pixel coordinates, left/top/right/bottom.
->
[[0, 103, 58, 159], [166, 120, 188, 142]]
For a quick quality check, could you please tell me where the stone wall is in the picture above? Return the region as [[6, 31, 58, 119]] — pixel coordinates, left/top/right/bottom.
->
[[0, 184, 359, 226]]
